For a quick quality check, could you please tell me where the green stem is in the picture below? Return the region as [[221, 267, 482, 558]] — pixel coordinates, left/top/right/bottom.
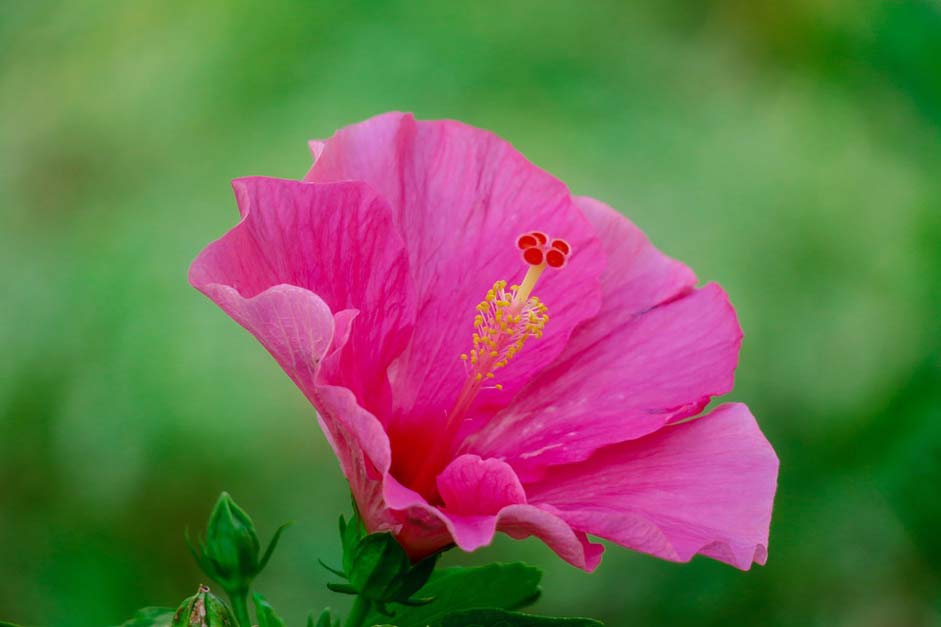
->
[[229, 590, 251, 627], [344, 596, 372, 627]]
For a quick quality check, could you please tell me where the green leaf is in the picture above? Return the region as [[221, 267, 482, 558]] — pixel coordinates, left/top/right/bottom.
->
[[348, 533, 411, 602], [114, 607, 175, 627], [440, 609, 602, 627], [364, 563, 543, 627], [253, 593, 285, 627], [1, 622, 27, 627]]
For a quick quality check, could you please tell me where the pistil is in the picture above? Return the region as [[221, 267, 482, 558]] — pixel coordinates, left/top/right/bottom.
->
[[408, 232, 572, 500]]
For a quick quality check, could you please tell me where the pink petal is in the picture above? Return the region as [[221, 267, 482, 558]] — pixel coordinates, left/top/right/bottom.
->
[[496, 504, 604, 572], [188, 178, 418, 529], [305, 113, 605, 462], [308, 139, 326, 162], [469, 282, 742, 479], [437, 455, 527, 516], [192, 283, 336, 396], [190, 177, 415, 416], [464, 196, 709, 476], [382, 472, 602, 570], [188, 282, 393, 525], [526, 403, 779, 570]]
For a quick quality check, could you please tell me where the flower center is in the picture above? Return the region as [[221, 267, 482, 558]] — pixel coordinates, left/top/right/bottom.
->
[[461, 280, 549, 389], [409, 232, 571, 500]]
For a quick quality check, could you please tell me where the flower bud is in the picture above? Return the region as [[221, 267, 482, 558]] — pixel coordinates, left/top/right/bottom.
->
[[171, 585, 235, 627], [204, 492, 261, 588], [188, 492, 290, 598]]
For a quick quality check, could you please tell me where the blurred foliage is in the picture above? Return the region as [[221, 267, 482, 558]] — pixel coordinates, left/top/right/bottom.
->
[[1, 1, 940, 625]]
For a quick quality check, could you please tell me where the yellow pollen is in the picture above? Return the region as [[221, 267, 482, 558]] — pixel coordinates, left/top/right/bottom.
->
[[459, 276, 552, 389]]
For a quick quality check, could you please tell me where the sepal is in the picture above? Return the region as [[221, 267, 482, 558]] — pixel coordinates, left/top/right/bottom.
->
[[252, 593, 284, 627], [308, 608, 339, 627], [324, 530, 439, 610], [339, 510, 366, 576]]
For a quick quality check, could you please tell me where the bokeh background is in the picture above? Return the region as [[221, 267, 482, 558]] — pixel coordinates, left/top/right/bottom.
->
[[2, 1, 940, 625]]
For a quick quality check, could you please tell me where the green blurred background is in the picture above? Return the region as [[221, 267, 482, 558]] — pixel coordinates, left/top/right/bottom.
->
[[2, 1, 940, 625]]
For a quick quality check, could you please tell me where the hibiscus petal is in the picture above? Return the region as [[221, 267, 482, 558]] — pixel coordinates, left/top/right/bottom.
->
[[526, 403, 779, 570], [382, 470, 603, 570], [437, 455, 527, 516], [469, 282, 742, 479], [496, 504, 604, 572], [188, 282, 393, 526], [464, 197, 712, 476], [308, 139, 326, 162], [190, 176, 415, 415], [305, 113, 605, 447], [192, 283, 336, 396], [189, 177, 417, 529]]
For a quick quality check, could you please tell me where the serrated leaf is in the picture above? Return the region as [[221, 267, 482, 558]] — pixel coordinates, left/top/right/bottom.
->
[[440, 609, 602, 626], [114, 607, 175, 627], [364, 563, 543, 627], [253, 593, 285, 627]]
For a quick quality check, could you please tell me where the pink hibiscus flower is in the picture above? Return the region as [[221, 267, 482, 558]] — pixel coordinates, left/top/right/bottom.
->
[[189, 112, 778, 572]]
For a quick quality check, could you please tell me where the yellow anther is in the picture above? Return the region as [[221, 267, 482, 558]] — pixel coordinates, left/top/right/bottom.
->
[[458, 277, 551, 392]]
